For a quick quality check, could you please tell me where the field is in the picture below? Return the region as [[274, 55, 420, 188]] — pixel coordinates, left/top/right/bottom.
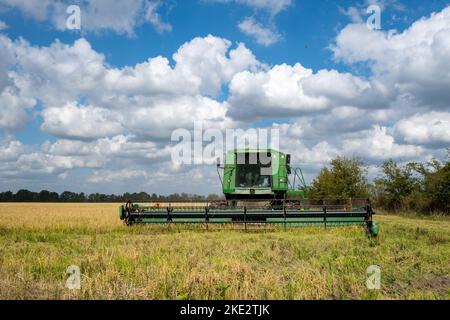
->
[[0, 203, 449, 300]]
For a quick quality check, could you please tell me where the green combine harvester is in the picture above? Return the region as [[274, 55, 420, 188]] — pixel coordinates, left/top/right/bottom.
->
[[119, 149, 379, 237]]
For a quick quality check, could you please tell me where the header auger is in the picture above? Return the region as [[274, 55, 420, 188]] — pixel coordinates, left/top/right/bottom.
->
[[119, 149, 379, 237]]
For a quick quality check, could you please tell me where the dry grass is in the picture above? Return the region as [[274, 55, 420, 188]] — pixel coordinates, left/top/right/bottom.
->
[[0, 203, 449, 300]]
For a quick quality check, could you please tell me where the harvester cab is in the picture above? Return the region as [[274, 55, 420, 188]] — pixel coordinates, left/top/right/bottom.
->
[[119, 149, 379, 237], [217, 149, 308, 201]]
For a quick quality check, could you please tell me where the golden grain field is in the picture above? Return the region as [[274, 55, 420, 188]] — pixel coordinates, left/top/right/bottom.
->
[[0, 203, 449, 300]]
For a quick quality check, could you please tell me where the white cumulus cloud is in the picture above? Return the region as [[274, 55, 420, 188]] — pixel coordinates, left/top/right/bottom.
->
[[0, 0, 172, 35], [40, 103, 123, 140], [333, 7, 450, 108], [238, 17, 281, 46], [395, 112, 450, 146]]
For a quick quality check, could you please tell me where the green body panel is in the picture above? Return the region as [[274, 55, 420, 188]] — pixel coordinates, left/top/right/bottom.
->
[[370, 222, 380, 237], [118, 205, 124, 220], [223, 148, 291, 198], [222, 151, 236, 194]]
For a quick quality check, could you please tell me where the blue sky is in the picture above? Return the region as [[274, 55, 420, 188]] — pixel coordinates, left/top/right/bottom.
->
[[0, 0, 449, 194], [3, 2, 446, 63], [4, 0, 447, 72]]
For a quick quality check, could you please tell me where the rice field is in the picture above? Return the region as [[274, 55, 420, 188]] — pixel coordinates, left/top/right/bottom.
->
[[0, 203, 449, 300]]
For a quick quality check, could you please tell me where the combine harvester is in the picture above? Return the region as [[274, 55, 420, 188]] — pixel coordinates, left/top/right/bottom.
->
[[119, 149, 379, 237]]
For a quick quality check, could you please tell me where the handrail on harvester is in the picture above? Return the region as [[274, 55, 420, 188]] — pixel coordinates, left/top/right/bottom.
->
[[290, 167, 307, 191]]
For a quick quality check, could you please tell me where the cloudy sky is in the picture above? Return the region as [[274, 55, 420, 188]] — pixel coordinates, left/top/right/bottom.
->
[[0, 0, 449, 195]]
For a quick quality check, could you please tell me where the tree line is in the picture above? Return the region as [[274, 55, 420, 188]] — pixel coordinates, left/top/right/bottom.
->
[[309, 153, 449, 214], [0, 190, 223, 203]]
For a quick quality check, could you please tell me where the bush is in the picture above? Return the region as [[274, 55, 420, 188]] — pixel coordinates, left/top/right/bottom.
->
[[414, 160, 450, 214], [309, 156, 369, 199], [373, 160, 421, 211], [374, 158, 450, 214]]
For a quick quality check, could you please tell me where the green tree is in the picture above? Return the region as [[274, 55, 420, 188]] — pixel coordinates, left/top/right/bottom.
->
[[0, 191, 13, 202], [410, 159, 450, 214], [60, 191, 78, 202], [374, 160, 421, 211], [14, 189, 38, 202], [427, 162, 450, 213], [38, 190, 59, 202], [310, 157, 369, 198]]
